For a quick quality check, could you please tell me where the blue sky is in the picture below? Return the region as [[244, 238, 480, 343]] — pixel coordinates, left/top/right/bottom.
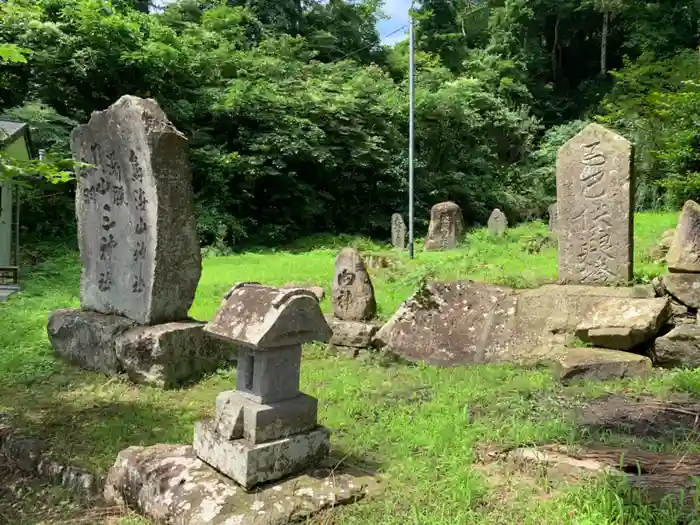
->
[[378, 0, 411, 45], [157, 0, 412, 45]]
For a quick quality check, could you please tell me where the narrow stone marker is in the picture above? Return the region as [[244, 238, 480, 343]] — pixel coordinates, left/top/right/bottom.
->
[[332, 247, 376, 321], [556, 123, 634, 285], [391, 213, 407, 249], [488, 208, 508, 237], [667, 201, 700, 272], [424, 201, 464, 251]]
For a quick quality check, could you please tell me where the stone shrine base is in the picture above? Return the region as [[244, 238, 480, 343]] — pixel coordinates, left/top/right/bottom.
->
[[194, 419, 331, 489], [105, 444, 381, 525], [48, 309, 237, 388]]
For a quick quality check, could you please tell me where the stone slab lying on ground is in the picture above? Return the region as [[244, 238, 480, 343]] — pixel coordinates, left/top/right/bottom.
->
[[653, 325, 700, 368], [115, 322, 237, 388], [49, 309, 237, 388], [494, 443, 700, 510], [666, 200, 700, 272], [0, 414, 101, 498], [325, 315, 379, 348], [105, 444, 381, 525], [48, 309, 137, 374], [575, 297, 670, 350], [663, 272, 700, 309], [552, 347, 652, 383], [373, 281, 657, 367]]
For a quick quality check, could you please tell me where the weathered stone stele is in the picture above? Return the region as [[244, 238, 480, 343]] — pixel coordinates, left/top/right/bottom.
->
[[488, 208, 508, 237], [667, 200, 700, 272], [391, 213, 407, 249], [424, 201, 464, 251], [72, 95, 201, 325], [331, 248, 377, 321], [556, 123, 634, 285]]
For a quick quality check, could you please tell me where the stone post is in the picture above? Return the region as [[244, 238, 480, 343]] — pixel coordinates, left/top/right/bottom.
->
[[193, 283, 332, 489]]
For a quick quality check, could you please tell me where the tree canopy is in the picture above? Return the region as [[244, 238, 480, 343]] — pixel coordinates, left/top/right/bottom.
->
[[1, 0, 699, 247]]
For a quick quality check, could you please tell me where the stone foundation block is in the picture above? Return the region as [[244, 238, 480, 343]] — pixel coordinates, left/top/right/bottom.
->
[[215, 391, 318, 444], [193, 419, 330, 489], [104, 444, 380, 525], [325, 315, 379, 348], [48, 309, 137, 374], [115, 322, 237, 389], [553, 347, 652, 383]]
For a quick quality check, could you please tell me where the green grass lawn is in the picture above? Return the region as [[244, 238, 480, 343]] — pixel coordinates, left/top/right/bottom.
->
[[2, 211, 699, 525]]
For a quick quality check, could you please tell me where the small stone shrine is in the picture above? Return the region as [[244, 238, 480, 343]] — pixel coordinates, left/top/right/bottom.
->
[[47, 95, 234, 388], [424, 201, 464, 251], [556, 123, 634, 285], [391, 213, 407, 249], [194, 283, 333, 488], [488, 208, 508, 237], [104, 285, 380, 525]]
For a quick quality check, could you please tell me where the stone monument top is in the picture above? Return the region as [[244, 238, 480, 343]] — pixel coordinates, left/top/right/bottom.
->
[[205, 282, 332, 349]]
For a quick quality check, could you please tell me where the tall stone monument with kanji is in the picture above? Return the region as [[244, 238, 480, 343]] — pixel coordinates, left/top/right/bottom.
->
[[556, 123, 634, 285], [48, 95, 234, 387]]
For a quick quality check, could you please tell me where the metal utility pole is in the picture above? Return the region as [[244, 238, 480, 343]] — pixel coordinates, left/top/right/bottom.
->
[[408, 3, 416, 259]]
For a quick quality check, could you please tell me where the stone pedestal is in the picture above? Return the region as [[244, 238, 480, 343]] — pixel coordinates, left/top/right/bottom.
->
[[193, 283, 332, 489], [48, 309, 236, 388]]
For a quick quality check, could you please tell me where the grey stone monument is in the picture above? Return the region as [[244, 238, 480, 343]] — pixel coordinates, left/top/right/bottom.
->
[[72, 95, 201, 325], [556, 123, 634, 285], [487, 208, 508, 237], [391, 213, 406, 249], [424, 201, 464, 251], [194, 283, 333, 489], [331, 248, 376, 321], [48, 96, 234, 388]]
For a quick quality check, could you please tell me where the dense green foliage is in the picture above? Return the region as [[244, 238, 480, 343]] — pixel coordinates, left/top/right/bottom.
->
[[2, 0, 700, 247]]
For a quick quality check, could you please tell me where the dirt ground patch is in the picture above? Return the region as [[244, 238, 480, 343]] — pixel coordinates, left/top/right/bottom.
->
[[578, 393, 700, 440], [0, 454, 140, 525]]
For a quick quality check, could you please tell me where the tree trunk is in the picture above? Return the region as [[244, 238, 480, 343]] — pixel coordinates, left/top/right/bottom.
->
[[600, 10, 609, 75], [551, 15, 560, 81]]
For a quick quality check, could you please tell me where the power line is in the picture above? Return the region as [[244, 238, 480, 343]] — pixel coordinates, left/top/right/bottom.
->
[[336, 24, 409, 62]]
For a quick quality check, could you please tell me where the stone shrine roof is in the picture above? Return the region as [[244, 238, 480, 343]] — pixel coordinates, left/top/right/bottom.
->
[[0, 120, 28, 146]]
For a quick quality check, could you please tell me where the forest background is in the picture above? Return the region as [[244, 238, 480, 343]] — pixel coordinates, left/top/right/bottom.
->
[[1, 0, 699, 250]]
